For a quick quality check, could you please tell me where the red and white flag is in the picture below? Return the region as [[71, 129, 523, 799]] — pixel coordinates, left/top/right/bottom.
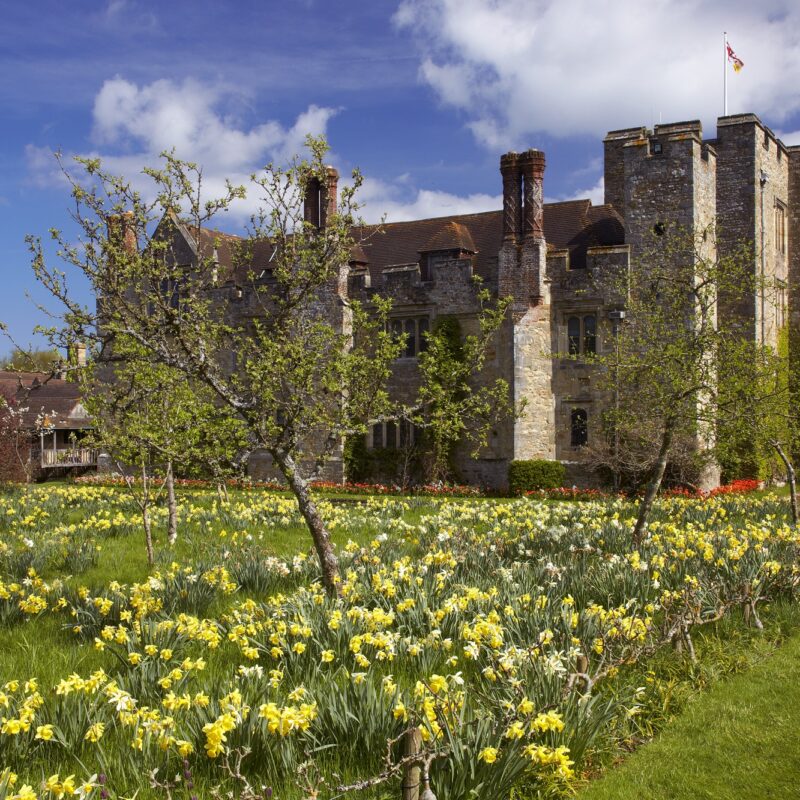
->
[[727, 42, 744, 72]]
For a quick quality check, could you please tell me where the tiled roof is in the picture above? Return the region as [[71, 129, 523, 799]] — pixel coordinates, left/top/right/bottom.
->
[[0, 372, 91, 430], [177, 199, 624, 282], [419, 221, 478, 254], [352, 200, 624, 281]]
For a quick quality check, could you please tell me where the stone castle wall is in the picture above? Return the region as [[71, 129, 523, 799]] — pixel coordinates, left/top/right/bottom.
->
[[151, 112, 797, 492], [716, 115, 790, 347]]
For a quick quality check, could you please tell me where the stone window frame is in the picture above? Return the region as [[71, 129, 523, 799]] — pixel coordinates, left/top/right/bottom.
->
[[390, 315, 431, 359], [369, 419, 417, 450], [775, 201, 787, 257], [564, 312, 598, 356], [570, 408, 589, 447], [775, 279, 787, 330]]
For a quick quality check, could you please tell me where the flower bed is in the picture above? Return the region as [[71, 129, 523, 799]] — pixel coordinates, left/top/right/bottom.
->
[[0, 486, 796, 799]]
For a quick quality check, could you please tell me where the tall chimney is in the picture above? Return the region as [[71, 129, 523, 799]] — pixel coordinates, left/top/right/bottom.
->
[[106, 211, 137, 256], [520, 150, 545, 240], [303, 176, 321, 228], [68, 343, 87, 368], [500, 152, 522, 242], [319, 166, 339, 229]]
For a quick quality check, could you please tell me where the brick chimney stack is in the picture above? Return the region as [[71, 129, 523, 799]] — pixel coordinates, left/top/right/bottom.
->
[[304, 166, 339, 229], [106, 211, 137, 256], [303, 176, 321, 228], [500, 152, 522, 242], [520, 150, 545, 240], [68, 342, 87, 368], [320, 166, 339, 229]]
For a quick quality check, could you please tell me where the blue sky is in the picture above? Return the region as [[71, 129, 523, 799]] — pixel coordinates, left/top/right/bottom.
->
[[3, 0, 800, 352]]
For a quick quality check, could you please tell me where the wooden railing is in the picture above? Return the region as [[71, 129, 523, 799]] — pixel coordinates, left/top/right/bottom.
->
[[41, 448, 97, 468]]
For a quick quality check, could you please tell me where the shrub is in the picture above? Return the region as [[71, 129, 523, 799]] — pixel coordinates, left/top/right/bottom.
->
[[508, 459, 566, 494]]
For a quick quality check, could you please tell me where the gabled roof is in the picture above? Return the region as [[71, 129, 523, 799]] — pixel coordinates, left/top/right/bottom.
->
[[419, 221, 478, 254], [0, 372, 91, 430], [161, 198, 624, 283]]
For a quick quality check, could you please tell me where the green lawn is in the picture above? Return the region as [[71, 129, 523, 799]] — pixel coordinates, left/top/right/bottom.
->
[[579, 631, 800, 800], [3, 484, 800, 798]]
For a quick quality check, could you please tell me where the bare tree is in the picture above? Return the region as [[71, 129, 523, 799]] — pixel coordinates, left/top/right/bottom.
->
[[582, 225, 760, 542], [26, 139, 402, 594]]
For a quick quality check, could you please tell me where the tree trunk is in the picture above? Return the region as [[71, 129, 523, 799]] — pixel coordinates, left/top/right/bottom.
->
[[772, 441, 798, 526], [272, 448, 340, 595], [141, 461, 155, 566], [142, 506, 154, 566], [633, 422, 674, 545], [166, 460, 178, 545]]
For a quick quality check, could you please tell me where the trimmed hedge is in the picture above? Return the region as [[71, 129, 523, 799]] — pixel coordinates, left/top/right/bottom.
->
[[508, 459, 566, 494]]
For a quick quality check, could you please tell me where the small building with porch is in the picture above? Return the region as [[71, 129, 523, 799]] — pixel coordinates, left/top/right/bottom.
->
[[0, 371, 95, 481]]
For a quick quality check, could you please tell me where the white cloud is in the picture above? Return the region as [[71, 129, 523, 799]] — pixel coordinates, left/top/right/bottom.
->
[[776, 129, 800, 146], [27, 77, 339, 220], [549, 175, 605, 206], [27, 75, 503, 226], [394, 0, 800, 146], [24, 144, 70, 188], [91, 77, 337, 171], [100, 0, 158, 33]]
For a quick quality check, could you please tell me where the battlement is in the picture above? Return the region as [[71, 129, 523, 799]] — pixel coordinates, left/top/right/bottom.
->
[[653, 119, 703, 139], [717, 113, 789, 156], [603, 126, 647, 143]]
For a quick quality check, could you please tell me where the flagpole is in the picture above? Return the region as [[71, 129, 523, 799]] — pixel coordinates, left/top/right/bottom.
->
[[723, 31, 728, 116]]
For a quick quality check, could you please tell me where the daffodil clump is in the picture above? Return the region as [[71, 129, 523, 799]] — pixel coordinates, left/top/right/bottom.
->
[[0, 485, 798, 798]]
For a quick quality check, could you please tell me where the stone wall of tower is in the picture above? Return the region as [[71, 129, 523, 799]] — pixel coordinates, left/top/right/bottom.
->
[[603, 126, 646, 216], [623, 121, 716, 254], [715, 114, 790, 348], [621, 121, 719, 489]]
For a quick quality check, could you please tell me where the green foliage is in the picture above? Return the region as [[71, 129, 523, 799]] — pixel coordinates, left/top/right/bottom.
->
[[343, 434, 369, 482], [413, 298, 516, 482], [508, 459, 566, 494], [716, 324, 795, 485], [0, 347, 61, 372], [433, 315, 464, 361], [345, 435, 397, 480]]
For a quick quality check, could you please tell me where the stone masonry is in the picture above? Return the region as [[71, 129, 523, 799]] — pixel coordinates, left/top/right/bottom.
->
[[154, 112, 796, 490]]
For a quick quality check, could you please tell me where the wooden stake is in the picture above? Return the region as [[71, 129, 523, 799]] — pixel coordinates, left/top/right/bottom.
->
[[401, 727, 422, 800]]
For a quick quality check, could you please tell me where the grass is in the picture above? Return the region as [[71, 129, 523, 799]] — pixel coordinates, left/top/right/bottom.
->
[[3, 483, 800, 798], [579, 621, 800, 799], [0, 485, 429, 681]]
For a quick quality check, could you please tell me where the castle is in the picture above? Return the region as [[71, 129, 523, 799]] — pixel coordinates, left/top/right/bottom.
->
[[158, 112, 797, 490]]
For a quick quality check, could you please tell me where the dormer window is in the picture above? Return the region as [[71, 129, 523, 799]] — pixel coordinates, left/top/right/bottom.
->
[[418, 221, 478, 281], [422, 252, 454, 281]]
